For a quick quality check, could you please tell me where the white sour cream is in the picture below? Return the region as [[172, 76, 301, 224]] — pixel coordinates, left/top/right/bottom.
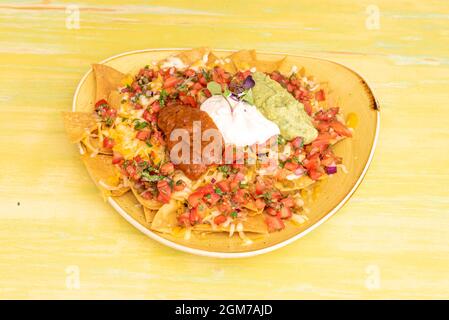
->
[[200, 95, 280, 147]]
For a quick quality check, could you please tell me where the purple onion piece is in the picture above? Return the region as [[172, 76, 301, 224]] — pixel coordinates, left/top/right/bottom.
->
[[211, 178, 216, 183], [325, 166, 337, 175], [229, 93, 240, 101], [242, 75, 255, 89]]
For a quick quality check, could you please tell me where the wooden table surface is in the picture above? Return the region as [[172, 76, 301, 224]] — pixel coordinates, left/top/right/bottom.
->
[[1, 0, 448, 299]]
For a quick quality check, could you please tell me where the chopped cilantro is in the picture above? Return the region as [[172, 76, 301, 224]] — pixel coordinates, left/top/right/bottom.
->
[[277, 135, 286, 145], [204, 194, 211, 199], [134, 120, 148, 130], [230, 211, 238, 218], [214, 187, 224, 196], [218, 165, 230, 174], [159, 89, 168, 107], [141, 172, 164, 182], [201, 69, 212, 82]]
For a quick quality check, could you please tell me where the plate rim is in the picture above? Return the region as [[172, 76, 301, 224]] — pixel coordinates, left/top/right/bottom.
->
[[72, 48, 380, 258]]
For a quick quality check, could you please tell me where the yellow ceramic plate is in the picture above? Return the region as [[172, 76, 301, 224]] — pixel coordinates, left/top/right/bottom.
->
[[72, 48, 380, 258]]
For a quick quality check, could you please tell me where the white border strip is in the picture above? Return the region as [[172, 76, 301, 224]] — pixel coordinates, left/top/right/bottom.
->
[[72, 48, 380, 258]]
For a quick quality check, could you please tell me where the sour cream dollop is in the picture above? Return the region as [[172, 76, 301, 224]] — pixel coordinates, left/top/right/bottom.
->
[[200, 95, 280, 147]]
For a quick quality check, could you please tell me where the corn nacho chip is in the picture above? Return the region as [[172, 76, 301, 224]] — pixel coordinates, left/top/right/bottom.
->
[[177, 47, 209, 66], [108, 90, 122, 110], [274, 175, 315, 192], [193, 214, 268, 234], [150, 199, 181, 233], [130, 186, 163, 210], [62, 111, 97, 143], [277, 56, 305, 76], [92, 64, 125, 102], [228, 49, 257, 71], [81, 153, 129, 197], [143, 207, 157, 224]]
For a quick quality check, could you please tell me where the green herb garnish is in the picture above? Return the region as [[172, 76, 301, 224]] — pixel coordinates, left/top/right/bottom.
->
[[159, 89, 168, 107], [214, 187, 224, 196], [134, 120, 148, 130], [141, 172, 164, 182]]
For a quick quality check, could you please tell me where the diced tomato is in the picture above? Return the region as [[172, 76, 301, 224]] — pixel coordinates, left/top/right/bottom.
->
[[255, 179, 266, 195], [217, 201, 232, 214], [205, 192, 221, 206], [278, 206, 292, 219], [214, 215, 227, 225], [266, 207, 278, 216], [151, 101, 161, 113], [102, 137, 114, 149], [112, 152, 123, 165], [284, 161, 300, 171], [291, 137, 303, 149], [163, 76, 179, 88], [197, 184, 214, 195], [156, 180, 172, 203], [160, 162, 174, 175], [178, 212, 190, 227], [136, 130, 151, 141], [216, 180, 230, 193], [234, 172, 245, 182], [308, 169, 323, 181], [280, 197, 294, 208], [142, 109, 152, 122], [125, 164, 136, 177], [266, 216, 285, 232], [229, 179, 239, 191], [232, 189, 247, 204], [179, 95, 197, 108], [304, 101, 313, 116], [189, 207, 201, 224], [330, 121, 352, 137], [141, 191, 153, 200], [95, 99, 108, 108], [315, 89, 325, 101], [270, 191, 282, 202], [304, 153, 320, 171], [188, 191, 203, 208], [198, 76, 207, 86], [174, 180, 186, 191], [185, 69, 196, 77], [192, 82, 203, 90], [255, 198, 266, 210]]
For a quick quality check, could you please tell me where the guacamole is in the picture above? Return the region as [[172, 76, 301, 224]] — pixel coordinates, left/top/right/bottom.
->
[[251, 72, 318, 144]]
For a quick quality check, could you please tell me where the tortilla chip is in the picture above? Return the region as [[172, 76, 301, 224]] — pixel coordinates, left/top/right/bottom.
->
[[274, 175, 315, 192], [82, 136, 113, 155], [92, 64, 125, 102], [229, 50, 257, 71], [130, 186, 163, 210], [81, 154, 129, 196], [108, 90, 122, 110], [150, 199, 180, 233], [194, 214, 268, 234], [62, 111, 98, 143], [177, 47, 209, 66], [143, 207, 157, 224], [254, 59, 283, 73], [277, 56, 305, 76]]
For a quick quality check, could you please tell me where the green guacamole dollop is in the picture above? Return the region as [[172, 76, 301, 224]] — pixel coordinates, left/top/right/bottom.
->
[[251, 72, 318, 144]]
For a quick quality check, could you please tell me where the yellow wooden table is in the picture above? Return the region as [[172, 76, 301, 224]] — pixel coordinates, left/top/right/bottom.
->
[[1, 0, 448, 299]]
